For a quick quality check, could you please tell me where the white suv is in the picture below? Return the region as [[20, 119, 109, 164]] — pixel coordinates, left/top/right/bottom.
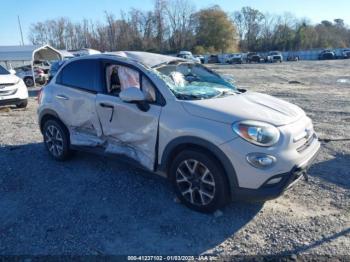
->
[[37, 52, 320, 212], [0, 65, 28, 108]]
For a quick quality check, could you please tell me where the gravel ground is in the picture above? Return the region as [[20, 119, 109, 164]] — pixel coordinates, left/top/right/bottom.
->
[[0, 59, 349, 257]]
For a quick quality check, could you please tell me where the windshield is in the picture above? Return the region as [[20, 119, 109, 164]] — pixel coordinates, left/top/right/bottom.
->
[[0, 65, 10, 75], [154, 61, 238, 100]]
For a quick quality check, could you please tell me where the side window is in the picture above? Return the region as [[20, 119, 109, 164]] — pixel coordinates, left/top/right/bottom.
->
[[58, 59, 99, 92], [105, 65, 140, 96], [104, 63, 157, 103], [118, 66, 140, 90], [142, 76, 156, 103]]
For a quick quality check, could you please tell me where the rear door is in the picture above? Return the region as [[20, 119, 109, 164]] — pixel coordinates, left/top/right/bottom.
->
[[95, 60, 163, 170], [53, 58, 103, 146]]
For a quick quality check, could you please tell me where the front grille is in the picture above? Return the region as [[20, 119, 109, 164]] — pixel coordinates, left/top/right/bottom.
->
[[296, 133, 317, 153], [0, 83, 15, 88], [0, 89, 17, 96]]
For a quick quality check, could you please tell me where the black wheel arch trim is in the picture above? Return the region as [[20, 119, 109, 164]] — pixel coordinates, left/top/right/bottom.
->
[[158, 136, 239, 197], [39, 109, 61, 133]]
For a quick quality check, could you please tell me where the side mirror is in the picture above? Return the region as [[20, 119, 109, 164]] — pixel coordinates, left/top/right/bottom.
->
[[9, 69, 16, 75], [119, 87, 150, 112], [119, 87, 145, 102]]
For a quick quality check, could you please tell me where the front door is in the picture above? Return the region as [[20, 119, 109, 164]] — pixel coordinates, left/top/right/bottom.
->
[[96, 62, 162, 170]]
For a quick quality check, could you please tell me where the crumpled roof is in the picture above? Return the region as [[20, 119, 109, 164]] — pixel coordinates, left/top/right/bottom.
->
[[106, 51, 184, 67]]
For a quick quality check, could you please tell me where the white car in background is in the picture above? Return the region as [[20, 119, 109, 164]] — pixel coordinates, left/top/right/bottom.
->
[[0, 65, 28, 108], [15, 66, 48, 87], [177, 51, 201, 63]]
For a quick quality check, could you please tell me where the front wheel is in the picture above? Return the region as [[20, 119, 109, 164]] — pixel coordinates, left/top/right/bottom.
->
[[24, 77, 34, 87], [169, 150, 229, 213], [43, 119, 71, 161], [16, 99, 28, 108]]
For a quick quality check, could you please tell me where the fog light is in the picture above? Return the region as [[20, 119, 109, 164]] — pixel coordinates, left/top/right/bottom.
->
[[266, 177, 282, 185], [246, 153, 276, 169]]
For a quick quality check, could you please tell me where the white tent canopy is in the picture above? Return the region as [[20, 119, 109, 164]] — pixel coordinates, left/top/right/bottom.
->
[[0, 45, 62, 69], [0, 45, 63, 87]]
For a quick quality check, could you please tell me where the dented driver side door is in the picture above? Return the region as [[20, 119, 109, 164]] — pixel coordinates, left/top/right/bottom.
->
[[95, 61, 162, 170]]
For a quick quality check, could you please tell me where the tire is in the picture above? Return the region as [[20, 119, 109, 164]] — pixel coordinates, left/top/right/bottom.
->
[[169, 149, 229, 213], [42, 119, 71, 161], [16, 99, 28, 108], [38, 79, 47, 86], [24, 77, 34, 87]]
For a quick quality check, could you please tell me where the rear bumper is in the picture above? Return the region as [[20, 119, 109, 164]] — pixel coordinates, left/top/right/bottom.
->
[[232, 144, 320, 202]]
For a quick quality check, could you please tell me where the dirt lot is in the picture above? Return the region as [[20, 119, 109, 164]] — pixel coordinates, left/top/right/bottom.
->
[[0, 60, 349, 257]]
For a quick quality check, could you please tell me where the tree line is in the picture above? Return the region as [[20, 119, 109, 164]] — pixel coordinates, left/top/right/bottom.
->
[[29, 1, 350, 54]]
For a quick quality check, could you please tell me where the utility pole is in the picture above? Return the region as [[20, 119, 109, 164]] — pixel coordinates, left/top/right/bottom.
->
[[18, 15, 24, 46]]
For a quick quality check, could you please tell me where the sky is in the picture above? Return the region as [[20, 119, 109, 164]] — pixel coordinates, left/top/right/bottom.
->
[[1, 0, 349, 45]]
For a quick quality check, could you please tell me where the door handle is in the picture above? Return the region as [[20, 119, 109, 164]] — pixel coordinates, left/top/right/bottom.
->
[[99, 103, 114, 109], [56, 94, 69, 100], [99, 103, 115, 122]]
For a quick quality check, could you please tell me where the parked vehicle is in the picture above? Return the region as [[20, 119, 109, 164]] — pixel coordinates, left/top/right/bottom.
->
[[207, 55, 219, 63], [194, 55, 205, 64], [0, 65, 28, 108], [227, 54, 243, 64], [177, 51, 201, 63], [247, 52, 264, 63], [341, 49, 350, 59], [48, 61, 66, 82], [318, 50, 336, 60], [287, 54, 300, 61], [38, 52, 320, 213], [15, 66, 47, 87], [266, 51, 283, 63], [34, 60, 51, 74]]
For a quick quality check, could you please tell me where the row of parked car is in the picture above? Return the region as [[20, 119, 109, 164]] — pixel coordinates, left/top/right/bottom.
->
[[177, 48, 350, 65], [318, 49, 350, 60]]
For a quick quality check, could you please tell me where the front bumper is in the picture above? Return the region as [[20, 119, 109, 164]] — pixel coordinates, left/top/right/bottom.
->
[[0, 98, 27, 106], [232, 144, 320, 201]]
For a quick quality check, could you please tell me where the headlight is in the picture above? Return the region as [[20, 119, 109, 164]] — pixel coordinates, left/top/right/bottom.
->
[[232, 120, 280, 147]]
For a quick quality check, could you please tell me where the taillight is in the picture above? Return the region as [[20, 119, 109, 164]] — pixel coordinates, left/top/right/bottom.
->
[[37, 88, 43, 104], [35, 69, 44, 74]]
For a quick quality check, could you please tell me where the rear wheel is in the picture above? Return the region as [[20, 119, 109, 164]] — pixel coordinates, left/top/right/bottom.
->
[[169, 149, 229, 213], [43, 119, 71, 161]]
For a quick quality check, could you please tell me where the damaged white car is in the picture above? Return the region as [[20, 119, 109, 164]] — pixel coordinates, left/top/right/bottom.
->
[[37, 52, 320, 212]]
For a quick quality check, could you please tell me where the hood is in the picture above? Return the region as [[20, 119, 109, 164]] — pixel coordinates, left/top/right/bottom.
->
[[0, 74, 20, 85], [181, 91, 305, 126]]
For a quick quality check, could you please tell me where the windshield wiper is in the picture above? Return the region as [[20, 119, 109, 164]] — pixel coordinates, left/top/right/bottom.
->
[[176, 93, 205, 100], [216, 90, 239, 98]]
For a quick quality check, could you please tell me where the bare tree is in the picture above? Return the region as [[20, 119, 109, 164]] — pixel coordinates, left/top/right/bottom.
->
[[165, 0, 195, 51]]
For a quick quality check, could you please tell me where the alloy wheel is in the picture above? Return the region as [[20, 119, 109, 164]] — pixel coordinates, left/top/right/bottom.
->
[[45, 125, 64, 157], [176, 159, 216, 206]]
